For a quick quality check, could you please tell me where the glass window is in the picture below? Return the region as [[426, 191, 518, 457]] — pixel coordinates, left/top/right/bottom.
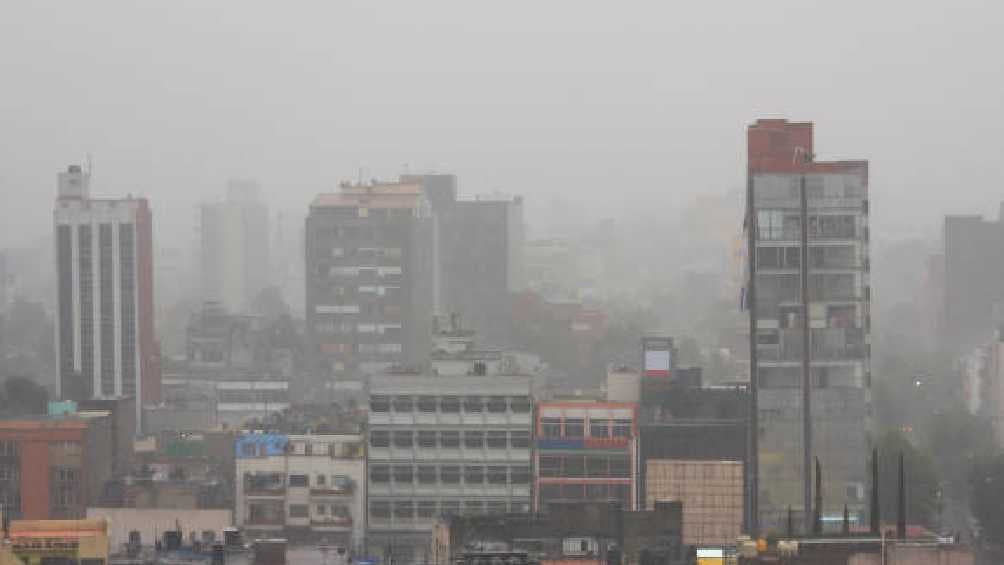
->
[[393, 396, 413, 412], [288, 474, 308, 487], [511, 466, 530, 484], [563, 456, 584, 477], [417, 466, 437, 484], [461, 500, 483, 515], [317, 504, 327, 515], [590, 419, 610, 438], [609, 456, 630, 478], [370, 430, 390, 448], [540, 484, 561, 502], [394, 500, 414, 519], [440, 396, 460, 413], [510, 396, 531, 413], [487, 466, 507, 485], [464, 431, 484, 449], [464, 466, 484, 485], [539, 456, 561, 478], [561, 484, 585, 500], [417, 396, 437, 413], [370, 501, 390, 518], [393, 431, 413, 448], [316, 474, 326, 486], [369, 466, 389, 483], [463, 396, 483, 413], [586, 456, 608, 477], [370, 395, 390, 412], [417, 501, 438, 518], [393, 466, 413, 484], [586, 484, 608, 499], [612, 419, 632, 438], [289, 504, 309, 518], [440, 431, 460, 449], [440, 466, 460, 484], [486, 431, 508, 449], [541, 418, 561, 437], [563, 418, 585, 438], [510, 431, 530, 449], [486, 501, 507, 514], [486, 397, 507, 413], [418, 431, 437, 448], [440, 501, 460, 516]]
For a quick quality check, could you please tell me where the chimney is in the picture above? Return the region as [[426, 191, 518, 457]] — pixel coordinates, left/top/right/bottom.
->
[[897, 452, 906, 539], [813, 456, 823, 535], [870, 448, 880, 535]]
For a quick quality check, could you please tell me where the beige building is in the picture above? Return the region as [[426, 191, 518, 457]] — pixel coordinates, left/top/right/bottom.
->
[[645, 459, 743, 547]]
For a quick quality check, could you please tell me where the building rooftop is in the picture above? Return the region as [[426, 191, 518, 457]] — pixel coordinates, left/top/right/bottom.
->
[[311, 181, 424, 209]]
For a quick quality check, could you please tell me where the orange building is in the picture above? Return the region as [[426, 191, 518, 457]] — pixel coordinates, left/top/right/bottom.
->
[[0, 416, 113, 520]]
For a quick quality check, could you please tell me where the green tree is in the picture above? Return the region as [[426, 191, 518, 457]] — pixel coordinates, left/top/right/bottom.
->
[[925, 408, 993, 498], [0, 376, 49, 416], [876, 430, 941, 527], [970, 451, 1004, 544]]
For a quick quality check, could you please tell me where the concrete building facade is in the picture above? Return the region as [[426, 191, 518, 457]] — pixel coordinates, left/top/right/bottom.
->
[[305, 181, 435, 380], [367, 375, 534, 561], [0, 416, 114, 520], [234, 433, 366, 547], [747, 119, 871, 529], [943, 208, 1004, 351], [53, 165, 159, 425], [534, 401, 638, 512]]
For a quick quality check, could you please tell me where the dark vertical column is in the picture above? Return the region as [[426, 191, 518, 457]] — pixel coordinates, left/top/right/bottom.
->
[[78, 225, 93, 398], [100, 224, 115, 396], [870, 448, 880, 534], [745, 169, 759, 536], [897, 452, 906, 539], [56, 225, 76, 399], [800, 173, 813, 533]]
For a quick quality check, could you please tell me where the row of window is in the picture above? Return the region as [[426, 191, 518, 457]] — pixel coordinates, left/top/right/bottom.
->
[[538, 455, 631, 478], [370, 499, 530, 519], [539, 418, 632, 439], [370, 464, 531, 486], [288, 503, 351, 518], [370, 395, 532, 414], [243, 472, 355, 490], [370, 430, 530, 449], [538, 482, 631, 504]]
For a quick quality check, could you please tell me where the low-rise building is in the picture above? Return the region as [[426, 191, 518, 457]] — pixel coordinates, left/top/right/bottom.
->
[[534, 401, 638, 511], [0, 415, 114, 520], [368, 375, 534, 563], [234, 432, 366, 548], [432, 501, 684, 565], [1, 518, 110, 565]]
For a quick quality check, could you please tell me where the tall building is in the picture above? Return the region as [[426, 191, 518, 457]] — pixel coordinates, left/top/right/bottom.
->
[[305, 180, 435, 380], [943, 207, 1004, 351], [53, 165, 159, 422], [402, 174, 525, 347], [367, 375, 533, 562], [200, 180, 270, 313], [746, 119, 871, 530]]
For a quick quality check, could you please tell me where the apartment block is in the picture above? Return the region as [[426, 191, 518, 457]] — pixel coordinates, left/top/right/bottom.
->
[[367, 375, 534, 562], [747, 119, 870, 529], [944, 207, 1004, 350], [0, 415, 114, 520], [305, 181, 435, 380], [53, 165, 159, 425], [534, 401, 638, 512], [234, 433, 366, 547]]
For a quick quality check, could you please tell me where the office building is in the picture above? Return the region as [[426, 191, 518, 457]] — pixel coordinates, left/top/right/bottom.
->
[[200, 181, 270, 313], [0, 415, 115, 519], [53, 165, 159, 423], [234, 433, 366, 547], [305, 180, 435, 380], [402, 174, 525, 347], [534, 401, 638, 512], [367, 375, 534, 561], [746, 119, 870, 529], [943, 207, 1004, 351]]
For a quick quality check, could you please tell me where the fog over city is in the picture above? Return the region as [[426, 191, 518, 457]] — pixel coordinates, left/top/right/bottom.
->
[[2, 2, 1004, 565]]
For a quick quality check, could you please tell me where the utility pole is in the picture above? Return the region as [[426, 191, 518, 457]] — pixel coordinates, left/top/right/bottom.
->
[[800, 172, 813, 534]]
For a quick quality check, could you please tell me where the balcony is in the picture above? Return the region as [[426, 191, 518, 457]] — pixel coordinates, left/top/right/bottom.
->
[[311, 516, 353, 528], [310, 486, 354, 497]]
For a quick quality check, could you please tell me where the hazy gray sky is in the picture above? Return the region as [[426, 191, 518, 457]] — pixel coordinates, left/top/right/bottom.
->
[[2, 0, 1002, 248]]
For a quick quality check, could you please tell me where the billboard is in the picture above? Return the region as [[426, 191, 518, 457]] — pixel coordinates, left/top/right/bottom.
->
[[642, 337, 673, 377]]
